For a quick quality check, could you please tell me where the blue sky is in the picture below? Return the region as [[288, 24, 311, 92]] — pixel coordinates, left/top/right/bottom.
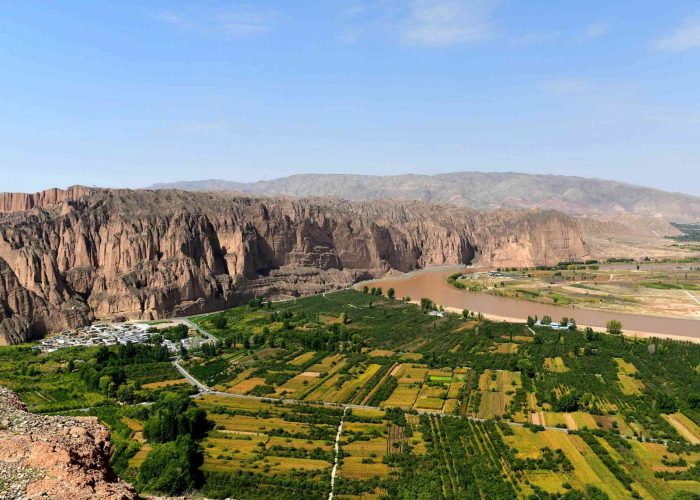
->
[[1, 1, 699, 195]]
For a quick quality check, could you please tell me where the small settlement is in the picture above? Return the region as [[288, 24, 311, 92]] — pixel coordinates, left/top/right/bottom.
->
[[37, 322, 211, 353]]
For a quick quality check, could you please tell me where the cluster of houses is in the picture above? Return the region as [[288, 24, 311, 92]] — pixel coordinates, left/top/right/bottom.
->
[[534, 319, 576, 330], [37, 322, 211, 353]]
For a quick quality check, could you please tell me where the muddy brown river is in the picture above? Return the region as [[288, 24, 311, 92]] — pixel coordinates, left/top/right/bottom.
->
[[362, 267, 700, 341]]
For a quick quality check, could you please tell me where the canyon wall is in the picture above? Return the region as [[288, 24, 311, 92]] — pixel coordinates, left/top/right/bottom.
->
[[0, 188, 586, 344]]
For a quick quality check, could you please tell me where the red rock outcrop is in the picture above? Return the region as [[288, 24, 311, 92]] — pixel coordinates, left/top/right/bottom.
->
[[0, 187, 586, 343], [0, 386, 137, 499]]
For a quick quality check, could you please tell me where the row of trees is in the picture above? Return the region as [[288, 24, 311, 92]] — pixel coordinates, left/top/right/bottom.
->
[[139, 392, 211, 495]]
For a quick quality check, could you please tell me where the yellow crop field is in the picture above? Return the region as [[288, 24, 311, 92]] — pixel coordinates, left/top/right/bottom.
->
[[414, 397, 444, 410], [229, 377, 266, 394], [332, 364, 382, 403], [543, 357, 569, 373], [504, 426, 543, 459], [618, 374, 644, 395], [399, 365, 428, 383], [369, 349, 395, 357], [209, 414, 308, 435], [443, 399, 459, 414], [427, 368, 452, 377], [350, 407, 385, 419], [141, 378, 189, 389], [399, 352, 423, 361], [541, 412, 568, 428], [308, 353, 344, 372], [304, 373, 342, 401], [266, 456, 331, 473], [525, 471, 568, 494], [344, 422, 385, 434], [128, 444, 151, 469], [196, 394, 268, 411], [344, 438, 387, 457], [121, 416, 144, 432], [340, 457, 389, 479], [275, 372, 320, 397], [384, 384, 420, 408], [267, 436, 333, 451], [479, 369, 521, 392], [477, 391, 505, 418], [492, 342, 518, 354], [664, 413, 700, 444], [222, 367, 255, 392], [290, 351, 316, 366], [570, 411, 598, 430], [447, 381, 464, 398], [614, 358, 638, 374]]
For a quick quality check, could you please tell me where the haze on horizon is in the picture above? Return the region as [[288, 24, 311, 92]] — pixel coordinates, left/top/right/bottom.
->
[[1, 1, 699, 196]]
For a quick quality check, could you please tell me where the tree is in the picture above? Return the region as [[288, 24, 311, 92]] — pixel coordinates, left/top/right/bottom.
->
[[362, 285, 369, 293], [527, 316, 535, 328], [387, 287, 395, 299], [99, 375, 115, 397], [420, 298, 434, 312], [463, 309, 470, 320], [607, 320, 623, 335], [517, 358, 535, 378], [656, 393, 677, 413], [212, 315, 227, 329], [542, 315, 552, 325], [116, 382, 136, 403], [138, 435, 202, 495]]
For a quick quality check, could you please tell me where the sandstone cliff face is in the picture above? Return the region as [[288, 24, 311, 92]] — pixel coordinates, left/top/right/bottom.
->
[[0, 188, 586, 343], [0, 386, 136, 499]]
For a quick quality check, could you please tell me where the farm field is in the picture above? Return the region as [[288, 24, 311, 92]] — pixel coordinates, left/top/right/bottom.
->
[[4, 288, 700, 498], [452, 264, 700, 319]]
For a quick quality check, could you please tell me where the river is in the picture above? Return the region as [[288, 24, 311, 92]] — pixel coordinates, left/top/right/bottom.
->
[[362, 267, 700, 342]]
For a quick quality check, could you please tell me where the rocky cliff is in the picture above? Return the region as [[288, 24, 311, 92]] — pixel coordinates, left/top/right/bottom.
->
[[0, 386, 136, 499], [0, 187, 586, 344]]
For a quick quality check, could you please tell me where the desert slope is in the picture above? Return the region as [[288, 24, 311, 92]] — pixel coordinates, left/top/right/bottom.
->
[[0, 187, 585, 343], [150, 172, 700, 222]]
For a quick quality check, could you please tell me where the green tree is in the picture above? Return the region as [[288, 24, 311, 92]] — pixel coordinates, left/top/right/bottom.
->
[[138, 435, 202, 495], [212, 315, 227, 329], [387, 287, 395, 299], [607, 320, 622, 335]]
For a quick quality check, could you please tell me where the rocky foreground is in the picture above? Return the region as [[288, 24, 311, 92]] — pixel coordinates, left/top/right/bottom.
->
[[0, 387, 136, 499], [0, 187, 586, 344]]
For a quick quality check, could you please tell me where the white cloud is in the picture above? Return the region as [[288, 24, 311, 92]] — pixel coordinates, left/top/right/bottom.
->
[[582, 22, 608, 39], [401, 0, 498, 47], [653, 17, 700, 52], [155, 5, 274, 39]]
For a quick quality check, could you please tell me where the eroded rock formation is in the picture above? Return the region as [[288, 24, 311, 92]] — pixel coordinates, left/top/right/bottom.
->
[[0, 386, 137, 499], [0, 187, 586, 343]]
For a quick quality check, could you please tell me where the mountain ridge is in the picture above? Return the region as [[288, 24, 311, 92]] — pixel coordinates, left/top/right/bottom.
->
[[148, 171, 700, 222]]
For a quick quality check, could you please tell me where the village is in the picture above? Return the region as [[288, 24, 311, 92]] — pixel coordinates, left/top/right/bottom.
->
[[37, 321, 212, 353]]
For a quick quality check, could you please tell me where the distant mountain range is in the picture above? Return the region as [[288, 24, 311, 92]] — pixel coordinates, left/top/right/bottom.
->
[[149, 172, 700, 222]]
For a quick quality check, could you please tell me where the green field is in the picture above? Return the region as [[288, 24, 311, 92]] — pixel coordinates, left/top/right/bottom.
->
[[4, 289, 700, 498]]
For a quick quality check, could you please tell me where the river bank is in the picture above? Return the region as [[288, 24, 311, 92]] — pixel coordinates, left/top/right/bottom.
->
[[359, 266, 700, 344]]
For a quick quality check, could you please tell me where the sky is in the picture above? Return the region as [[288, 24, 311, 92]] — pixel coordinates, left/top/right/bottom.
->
[[1, 1, 699, 195]]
